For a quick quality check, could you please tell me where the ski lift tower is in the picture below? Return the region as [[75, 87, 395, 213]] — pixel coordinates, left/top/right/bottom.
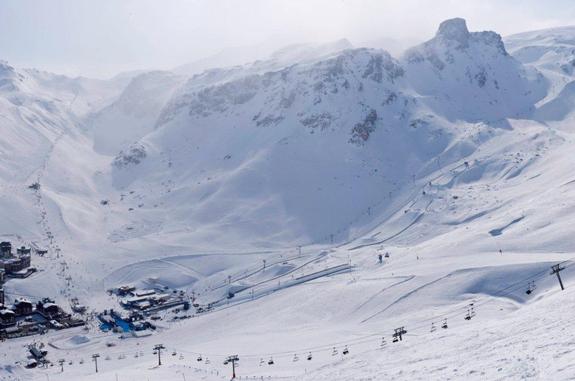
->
[[226, 354, 239, 379]]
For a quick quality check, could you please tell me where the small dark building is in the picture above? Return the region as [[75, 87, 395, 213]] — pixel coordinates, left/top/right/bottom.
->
[[37, 301, 60, 317], [0, 242, 11, 258], [14, 299, 33, 315], [16, 246, 31, 255], [29, 346, 47, 360], [0, 309, 15, 326], [116, 285, 136, 296]]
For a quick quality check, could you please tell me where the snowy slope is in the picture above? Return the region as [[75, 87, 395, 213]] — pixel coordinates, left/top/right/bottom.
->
[[506, 26, 575, 124], [100, 19, 546, 255], [87, 71, 185, 155], [2, 18, 575, 381]]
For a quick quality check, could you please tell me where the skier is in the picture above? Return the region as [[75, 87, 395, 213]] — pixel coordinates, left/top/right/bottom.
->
[[378, 254, 383, 264]]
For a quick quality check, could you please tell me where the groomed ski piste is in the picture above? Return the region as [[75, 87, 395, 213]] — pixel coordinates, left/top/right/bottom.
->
[[2, 18, 575, 380]]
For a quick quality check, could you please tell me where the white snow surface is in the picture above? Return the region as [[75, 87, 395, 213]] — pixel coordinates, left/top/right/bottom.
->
[[1, 18, 575, 380]]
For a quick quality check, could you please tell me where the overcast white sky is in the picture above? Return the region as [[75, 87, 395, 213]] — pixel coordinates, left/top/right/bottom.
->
[[1, 0, 574, 78]]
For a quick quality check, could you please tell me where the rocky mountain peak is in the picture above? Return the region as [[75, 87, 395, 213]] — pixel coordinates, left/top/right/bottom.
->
[[436, 18, 470, 48]]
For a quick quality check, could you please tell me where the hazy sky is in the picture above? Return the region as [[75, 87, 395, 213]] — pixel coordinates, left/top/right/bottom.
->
[[1, 0, 574, 78]]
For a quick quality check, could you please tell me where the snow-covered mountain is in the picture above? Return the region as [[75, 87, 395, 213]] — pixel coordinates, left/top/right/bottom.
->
[[404, 18, 546, 121], [505, 26, 575, 124], [104, 18, 547, 250], [2, 18, 575, 381]]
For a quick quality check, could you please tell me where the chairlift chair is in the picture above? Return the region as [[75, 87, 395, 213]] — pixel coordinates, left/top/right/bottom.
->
[[197, 355, 203, 362], [332, 347, 338, 356], [307, 352, 313, 361], [268, 357, 274, 365], [441, 319, 448, 329], [343, 346, 349, 355], [293, 354, 299, 362]]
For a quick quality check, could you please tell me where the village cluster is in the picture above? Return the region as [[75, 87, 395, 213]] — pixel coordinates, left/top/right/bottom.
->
[[0, 241, 85, 341], [97, 284, 192, 337]]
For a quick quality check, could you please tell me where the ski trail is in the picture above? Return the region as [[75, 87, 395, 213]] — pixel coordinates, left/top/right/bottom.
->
[[352, 275, 415, 314], [27, 129, 78, 302], [361, 273, 453, 323], [157, 258, 206, 278]]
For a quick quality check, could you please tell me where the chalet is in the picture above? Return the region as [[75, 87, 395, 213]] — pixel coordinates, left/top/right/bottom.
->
[[37, 301, 60, 317], [0, 309, 15, 326], [13, 299, 33, 315]]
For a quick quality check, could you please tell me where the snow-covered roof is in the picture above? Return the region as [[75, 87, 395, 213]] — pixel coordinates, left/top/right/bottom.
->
[[134, 289, 156, 297]]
